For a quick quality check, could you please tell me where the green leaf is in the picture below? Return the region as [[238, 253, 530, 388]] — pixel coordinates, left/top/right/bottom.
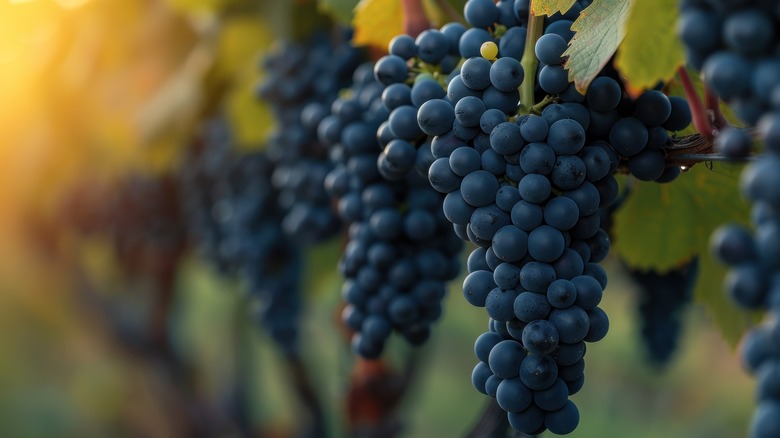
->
[[531, 0, 577, 16], [614, 0, 685, 92], [318, 0, 359, 24], [352, 0, 403, 51], [564, 0, 631, 92], [612, 164, 756, 346]]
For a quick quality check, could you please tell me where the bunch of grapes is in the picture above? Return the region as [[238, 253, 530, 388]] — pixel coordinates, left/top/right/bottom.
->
[[627, 259, 699, 366], [258, 31, 364, 244], [321, 41, 464, 357], [679, 0, 780, 127], [178, 118, 303, 354], [409, 0, 693, 434], [710, 113, 780, 438]]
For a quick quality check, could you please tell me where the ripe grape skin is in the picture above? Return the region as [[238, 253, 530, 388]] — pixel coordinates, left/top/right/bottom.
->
[[549, 306, 590, 344], [586, 77, 622, 112], [633, 90, 672, 127], [522, 319, 560, 355], [461, 57, 493, 91], [490, 57, 525, 92], [489, 339, 528, 379], [514, 291, 552, 322], [609, 117, 649, 157], [535, 33, 568, 65], [415, 30, 449, 64], [463, 270, 497, 307], [448, 146, 482, 177], [545, 400, 580, 435], [455, 95, 488, 128], [519, 354, 558, 391], [539, 64, 570, 95], [418, 99, 456, 136], [374, 55, 409, 85], [464, 0, 500, 29]]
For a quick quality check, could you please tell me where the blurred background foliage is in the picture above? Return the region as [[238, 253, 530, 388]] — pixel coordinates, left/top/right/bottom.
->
[[0, 0, 758, 437]]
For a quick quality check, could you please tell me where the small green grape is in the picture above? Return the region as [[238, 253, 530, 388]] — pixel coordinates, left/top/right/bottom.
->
[[480, 41, 499, 61]]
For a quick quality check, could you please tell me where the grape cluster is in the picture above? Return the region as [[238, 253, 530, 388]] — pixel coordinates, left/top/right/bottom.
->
[[178, 118, 303, 354], [679, 0, 780, 127], [626, 258, 698, 366], [321, 60, 462, 359], [258, 32, 363, 244], [413, 0, 693, 434], [710, 113, 780, 438]]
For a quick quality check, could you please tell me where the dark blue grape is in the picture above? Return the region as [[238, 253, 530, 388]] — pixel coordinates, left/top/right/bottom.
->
[[497, 377, 534, 412], [489, 339, 528, 378], [535, 33, 568, 65], [519, 354, 558, 390], [490, 57, 525, 92]]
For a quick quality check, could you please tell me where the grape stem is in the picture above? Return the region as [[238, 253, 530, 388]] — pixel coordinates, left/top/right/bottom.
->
[[519, 9, 545, 114], [676, 67, 715, 139], [401, 0, 430, 38], [704, 86, 728, 132]]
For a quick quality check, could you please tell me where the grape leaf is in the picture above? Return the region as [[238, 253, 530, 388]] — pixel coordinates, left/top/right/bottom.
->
[[318, 0, 359, 24], [614, 0, 685, 92], [612, 164, 756, 346], [564, 0, 631, 92], [531, 0, 577, 16], [352, 0, 403, 51]]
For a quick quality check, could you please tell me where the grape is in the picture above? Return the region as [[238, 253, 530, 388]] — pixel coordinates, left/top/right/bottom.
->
[[750, 402, 780, 438], [723, 9, 775, 56], [548, 119, 587, 155], [586, 77, 622, 112], [702, 52, 752, 101], [633, 90, 672, 126], [489, 339, 528, 378], [481, 41, 499, 60], [389, 34, 418, 60], [459, 28, 495, 58], [715, 128, 753, 158], [535, 33, 568, 65], [519, 354, 558, 390], [508, 405, 546, 435], [416, 30, 449, 64], [547, 279, 578, 309], [374, 55, 409, 85], [455, 95, 488, 127], [464, 0, 500, 29], [461, 56, 493, 90], [522, 320, 560, 355], [489, 57, 524, 92], [545, 400, 580, 435], [539, 64, 570, 95], [496, 378, 534, 412]]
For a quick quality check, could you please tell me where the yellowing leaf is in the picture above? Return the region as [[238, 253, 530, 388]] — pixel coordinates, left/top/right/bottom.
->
[[614, 0, 685, 92], [531, 0, 577, 16], [352, 0, 403, 52], [564, 0, 631, 92]]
